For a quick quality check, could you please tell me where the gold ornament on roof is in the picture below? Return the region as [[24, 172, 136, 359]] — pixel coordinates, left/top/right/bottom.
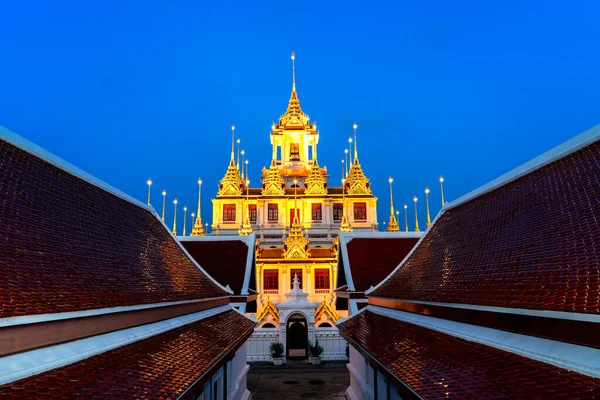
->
[[256, 300, 280, 324], [284, 179, 309, 259], [261, 164, 285, 196], [191, 178, 205, 236], [283, 219, 309, 259], [218, 125, 244, 197], [304, 163, 327, 195], [387, 176, 399, 232], [273, 52, 316, 131], [345, 123, 372, 196], [315, 298, 340, 322]]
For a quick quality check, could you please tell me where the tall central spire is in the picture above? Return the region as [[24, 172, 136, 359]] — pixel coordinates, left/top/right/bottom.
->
[[230, 124, 235, 165], [291, 51, 296, 95]]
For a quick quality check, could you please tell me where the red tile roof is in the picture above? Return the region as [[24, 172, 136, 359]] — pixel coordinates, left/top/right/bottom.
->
[[345, 238, 419, 292], [181, 240, 251, 294], [372, 141, 600, 314], [0, 310, 254, 399], [339, 311, 599, 399], [0, 139, 228, 318]]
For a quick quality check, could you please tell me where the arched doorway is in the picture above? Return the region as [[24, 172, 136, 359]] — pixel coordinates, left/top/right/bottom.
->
[[286, 313, 308, 359]]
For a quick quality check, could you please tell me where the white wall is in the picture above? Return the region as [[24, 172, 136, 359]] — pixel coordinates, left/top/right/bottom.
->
[[246, 328, 279, 362], [315, 327, 348, 360]]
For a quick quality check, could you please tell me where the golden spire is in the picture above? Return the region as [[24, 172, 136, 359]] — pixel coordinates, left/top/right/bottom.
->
[[387, 176, 399, 232], [348, 136, 353, 165], [172, 198, 178, 235], [425, 187, 431, 229], [191, 178, 205, 236], [404, 203, 408, 232], [241, 149, 246, 180], [340, 177, 353, 232], [218, 125, 244, 197], [413, 196, 420, 232], [230, 124, 235, 164], [183, 206, 187, 236], [236, 138, 241, 170], [239, 177, 253, 235], [291, 51, 296, 94], [353, 123, 358, 162], [161, 189, 166, 221], [283, 178, 309, 258], [440, 175, 445, 206], [344, 149, 349, 177], [261, 164, 285, 196], [146, 178, 152, 205]]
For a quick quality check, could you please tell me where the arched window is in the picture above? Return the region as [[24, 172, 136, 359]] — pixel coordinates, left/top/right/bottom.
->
[[318, 322, 332, 327], [262, 323, 276, 328]]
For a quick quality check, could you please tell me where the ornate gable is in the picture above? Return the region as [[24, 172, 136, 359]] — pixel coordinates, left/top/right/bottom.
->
[[217, 162, 244, 197], [304, 164, 327, 195], [261, 165, 285, 196]]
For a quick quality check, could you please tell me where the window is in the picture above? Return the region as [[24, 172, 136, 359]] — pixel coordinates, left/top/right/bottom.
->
[[223, 204, 236, 222], [315, 269, 330, 290], [353, 202, 367, 221], [333, 203, 343, 221], [290, 268, 302, 289], [264, 270, 279, 290], [249, 204, 257, 222], [268, 204, 278, 221], [290, 143, 300, 161], [311, 203, 322, 221]]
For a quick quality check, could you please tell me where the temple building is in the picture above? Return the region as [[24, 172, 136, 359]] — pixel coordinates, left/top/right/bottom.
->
[[200, 53, 382, 359]]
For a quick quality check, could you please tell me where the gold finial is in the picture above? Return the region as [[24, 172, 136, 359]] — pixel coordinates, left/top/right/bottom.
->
[[387, 176, 399, 231], [236, 138, 241, 169], [291, 51, 296, 94], [239, 176, 253, 235], [197, 178, 202, 217], [241, 150, 246, 180], [440, 175, 445, 206], [161, 189, 167, 221], [230, 125, 236, 163], [172, 198, 178, 235], [348, 137, 353, 165], [352, 123, 358, 163], [425, 187, 431, 229], [344, 149, 349, 178], [183, 206, 188, 236], [191, 177, 205, 235], [404, 203, 408, 232], [146, 178, 152, 205], [191, 212, 195, 230], [340, 177, 352, 232], [245, 159, 249, 183], [413, 196, 420, 232]]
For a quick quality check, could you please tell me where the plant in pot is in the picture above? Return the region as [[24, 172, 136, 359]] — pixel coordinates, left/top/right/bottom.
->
[[310, 339, 324, 365], [270, 342, 284, 366]]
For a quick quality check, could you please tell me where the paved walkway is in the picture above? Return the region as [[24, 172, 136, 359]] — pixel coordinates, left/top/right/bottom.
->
[[248, 360, 349, 399]]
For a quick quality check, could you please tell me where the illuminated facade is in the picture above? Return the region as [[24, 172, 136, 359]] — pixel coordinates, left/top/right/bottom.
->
[[209, 53, 379, 344]]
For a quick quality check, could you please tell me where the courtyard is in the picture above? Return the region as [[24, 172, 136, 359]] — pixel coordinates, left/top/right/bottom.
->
[[248, 361, 349, 399]]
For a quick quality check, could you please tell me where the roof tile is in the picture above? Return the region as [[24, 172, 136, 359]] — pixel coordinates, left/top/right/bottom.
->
[[0, 139, 228, 318], [372, 141, 600, 314]]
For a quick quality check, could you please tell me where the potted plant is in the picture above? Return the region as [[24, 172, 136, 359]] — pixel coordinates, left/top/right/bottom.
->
[[307, 340, 314, 363], [270, 342, 284, 366], [310, 339, 324, 365]]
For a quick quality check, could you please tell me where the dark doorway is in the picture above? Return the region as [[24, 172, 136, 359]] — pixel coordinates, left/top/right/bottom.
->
[[286, 313, 308, 358]]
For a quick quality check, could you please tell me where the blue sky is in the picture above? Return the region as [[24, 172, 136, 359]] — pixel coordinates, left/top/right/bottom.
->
[[1, 0, 599, 230]]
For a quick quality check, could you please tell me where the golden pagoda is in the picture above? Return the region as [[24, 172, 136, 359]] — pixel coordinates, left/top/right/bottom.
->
[[210, 52, 378, 326]]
